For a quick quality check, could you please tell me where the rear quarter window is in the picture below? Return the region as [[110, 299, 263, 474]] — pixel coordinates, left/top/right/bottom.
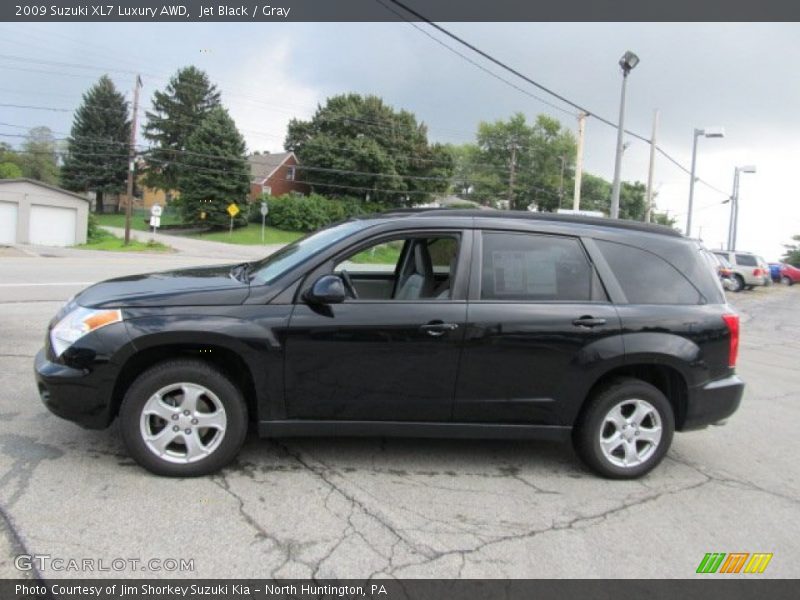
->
[[596, 239, 702, 305], [735, 254, 758, 267]]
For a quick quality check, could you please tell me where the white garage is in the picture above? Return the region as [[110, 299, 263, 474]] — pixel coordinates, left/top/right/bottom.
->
[[0, 179, 88, 247], [0, 201, 17, 245]]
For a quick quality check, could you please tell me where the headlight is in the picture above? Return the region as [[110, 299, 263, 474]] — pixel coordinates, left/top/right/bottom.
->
[[50, 306, 123, 357]]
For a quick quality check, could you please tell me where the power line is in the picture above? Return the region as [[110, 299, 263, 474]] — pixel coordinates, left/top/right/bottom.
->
[[384, 0, 729, 198]]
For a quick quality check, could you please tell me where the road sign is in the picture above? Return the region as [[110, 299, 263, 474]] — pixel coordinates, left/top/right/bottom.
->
[[260, 202, 268, 216], [149, 216, 161, 228], [227, 203, 240, 218], [150, 204, 163, 217]]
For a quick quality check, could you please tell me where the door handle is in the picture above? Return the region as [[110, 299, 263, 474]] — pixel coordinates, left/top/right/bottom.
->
[[572, 316, 607, 328], [420, 322, 459, 337]]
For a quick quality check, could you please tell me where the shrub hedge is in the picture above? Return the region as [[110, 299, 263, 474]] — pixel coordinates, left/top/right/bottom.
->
[[251, 194, 386, 232]]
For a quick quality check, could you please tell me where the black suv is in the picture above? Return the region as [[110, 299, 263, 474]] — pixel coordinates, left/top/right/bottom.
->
[[34, 211, 743, 478]]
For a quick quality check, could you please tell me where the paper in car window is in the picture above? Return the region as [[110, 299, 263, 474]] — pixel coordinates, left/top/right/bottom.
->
[[492, 251, 525, 294], [492, 250, 557, 296], [525, 253, 557, 295]]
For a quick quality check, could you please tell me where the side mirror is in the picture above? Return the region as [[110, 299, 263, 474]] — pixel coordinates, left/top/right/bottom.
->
[[305, 274, 346, 304]]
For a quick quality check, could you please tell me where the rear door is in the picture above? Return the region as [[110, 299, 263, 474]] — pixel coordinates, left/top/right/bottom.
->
[[454, 230, 621, 426]]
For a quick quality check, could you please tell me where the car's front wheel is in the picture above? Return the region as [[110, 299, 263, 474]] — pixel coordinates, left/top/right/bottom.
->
[[573, 378, 675, 479], [120, 359, 248, 477], [782, 276, 793, 286]]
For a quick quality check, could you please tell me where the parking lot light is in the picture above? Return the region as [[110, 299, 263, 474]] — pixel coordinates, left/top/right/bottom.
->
[[728, 165, 757, 251], [686, 127, 725, 236]]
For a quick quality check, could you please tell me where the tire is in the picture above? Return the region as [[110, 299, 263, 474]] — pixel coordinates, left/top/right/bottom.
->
[[732, 275, 744, 292], [782, 276, 793, 286], [573, 378, 675, 479], [119, 359, 248, 477]]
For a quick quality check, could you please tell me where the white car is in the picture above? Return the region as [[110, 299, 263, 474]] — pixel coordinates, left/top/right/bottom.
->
[[712, 250, 770, 291]]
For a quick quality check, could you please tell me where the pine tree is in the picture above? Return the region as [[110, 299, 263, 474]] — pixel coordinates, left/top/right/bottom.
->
[[143, 66, 221, 197], [177, 107, 250, 229], [60, 76, 130, 213]]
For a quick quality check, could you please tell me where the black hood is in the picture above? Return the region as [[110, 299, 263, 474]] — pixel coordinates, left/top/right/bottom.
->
[[75, 264, 251, 308]]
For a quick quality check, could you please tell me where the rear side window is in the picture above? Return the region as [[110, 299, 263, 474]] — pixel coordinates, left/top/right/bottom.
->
[[480, 233, 598, 301], [597, 240, 701, 305], [735, 254, 757, 266]]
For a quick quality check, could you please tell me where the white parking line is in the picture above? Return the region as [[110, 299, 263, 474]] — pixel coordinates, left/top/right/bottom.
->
[[0, 282, 94, 287]]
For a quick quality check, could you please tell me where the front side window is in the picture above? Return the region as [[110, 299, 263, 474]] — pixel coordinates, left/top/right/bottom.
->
[[334, 234, 461, 301], [597, 239, 701, 305], [480, 233, 596, 302]]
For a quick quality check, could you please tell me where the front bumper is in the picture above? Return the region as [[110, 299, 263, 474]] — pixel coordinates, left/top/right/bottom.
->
[[34, 348, 115, 429], [682, 374, 744, 430]]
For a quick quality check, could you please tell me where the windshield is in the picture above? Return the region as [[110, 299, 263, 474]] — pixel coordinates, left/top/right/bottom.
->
[[249, 220, 373, 284]]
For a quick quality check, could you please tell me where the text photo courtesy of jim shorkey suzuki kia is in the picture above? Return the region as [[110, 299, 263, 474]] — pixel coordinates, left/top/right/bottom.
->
[[0, 0, 799, 595]]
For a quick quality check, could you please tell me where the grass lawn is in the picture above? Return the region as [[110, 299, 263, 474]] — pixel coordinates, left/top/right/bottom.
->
[[188, 223, 303, 246], [95, 212, 183, 231], [78, 230, 171, 253]]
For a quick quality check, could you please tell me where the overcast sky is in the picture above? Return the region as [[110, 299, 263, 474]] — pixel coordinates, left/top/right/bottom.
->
[[1, 21, 798, 259]]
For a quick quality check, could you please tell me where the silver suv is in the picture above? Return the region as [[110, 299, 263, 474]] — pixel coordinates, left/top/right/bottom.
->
[[712, 250, 770, 292]]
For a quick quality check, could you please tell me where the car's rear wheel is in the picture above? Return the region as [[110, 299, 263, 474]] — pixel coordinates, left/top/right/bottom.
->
[[120, 359, 248, 477], [782, 276, 793, 286], [731, 274, 744, 292], [573, 378, 674, 479]]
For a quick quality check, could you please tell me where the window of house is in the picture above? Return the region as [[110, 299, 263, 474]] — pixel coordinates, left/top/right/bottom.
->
[[480, 233, 597, 302], [597, 239, 701, 305], [285, 166, 296, 181]]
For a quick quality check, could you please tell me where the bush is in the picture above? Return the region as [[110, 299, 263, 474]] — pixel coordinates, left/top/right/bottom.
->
[[253, 194, 387, 232], [86, 213, 111, 242]]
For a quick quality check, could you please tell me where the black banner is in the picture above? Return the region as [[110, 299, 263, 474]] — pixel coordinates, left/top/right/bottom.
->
[[2, 0, 800, 22], [2, 580, 798, 600]]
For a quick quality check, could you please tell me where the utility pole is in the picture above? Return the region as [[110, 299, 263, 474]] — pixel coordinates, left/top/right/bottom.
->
[[507, 142, 517, 210], [644, 109, 659, 223], [124, 75, 142, 246], [727, 169, 739, 251], [558, 155, 566, 209], [572, 111, 586, 211]]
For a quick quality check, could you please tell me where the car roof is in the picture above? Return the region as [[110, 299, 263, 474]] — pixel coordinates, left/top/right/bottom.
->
[[363, 209, 683, 239]]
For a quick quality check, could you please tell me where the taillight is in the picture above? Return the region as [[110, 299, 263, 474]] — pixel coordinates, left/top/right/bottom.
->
[[722, 314, 740, 368], [753, 268, 762, 276]]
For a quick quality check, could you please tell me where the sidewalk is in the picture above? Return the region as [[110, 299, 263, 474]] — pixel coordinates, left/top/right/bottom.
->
[[102, 226, 285, 260]]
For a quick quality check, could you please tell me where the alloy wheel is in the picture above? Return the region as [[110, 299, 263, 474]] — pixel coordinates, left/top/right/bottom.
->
[[139, 382, 227, 464], [599, 398, 662, 468]]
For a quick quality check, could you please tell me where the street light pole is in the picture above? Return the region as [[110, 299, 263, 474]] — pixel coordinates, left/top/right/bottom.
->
[[728, 165, 756, 251], [610, 51, 639, 219], [686, 126, 724, 237]]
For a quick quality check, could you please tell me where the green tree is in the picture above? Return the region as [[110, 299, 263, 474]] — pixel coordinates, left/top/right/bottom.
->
[[0, 142, 24, 179], [60, 75, 130, 213], [0, 162, 23, 179], [782, 235, 800, 267], [143, 66, 221, 197], [20, 126, 59, 184], [468, 113, 576, 211], [285, 93, 452, 205], [177, 107, 249, 228]]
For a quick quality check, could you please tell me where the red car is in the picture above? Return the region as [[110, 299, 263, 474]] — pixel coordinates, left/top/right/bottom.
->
[[779, 263, 800, 286]]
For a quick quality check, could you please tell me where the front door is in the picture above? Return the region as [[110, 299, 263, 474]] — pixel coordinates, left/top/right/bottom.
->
[[284, 231, 470, 422]]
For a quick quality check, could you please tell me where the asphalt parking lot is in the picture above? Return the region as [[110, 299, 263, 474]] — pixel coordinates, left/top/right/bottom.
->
[[0, 247, 798, 579]]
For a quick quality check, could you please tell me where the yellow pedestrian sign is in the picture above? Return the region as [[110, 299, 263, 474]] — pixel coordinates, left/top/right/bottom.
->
[[226, 203, 240, 218]]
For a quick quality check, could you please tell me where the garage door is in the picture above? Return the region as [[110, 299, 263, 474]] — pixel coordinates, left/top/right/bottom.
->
[[28, 204, 77, 247], [0, 201, 17, 245]]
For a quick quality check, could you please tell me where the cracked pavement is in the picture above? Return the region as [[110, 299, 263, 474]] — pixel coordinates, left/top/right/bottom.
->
[[0, 250, 798, 578]]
